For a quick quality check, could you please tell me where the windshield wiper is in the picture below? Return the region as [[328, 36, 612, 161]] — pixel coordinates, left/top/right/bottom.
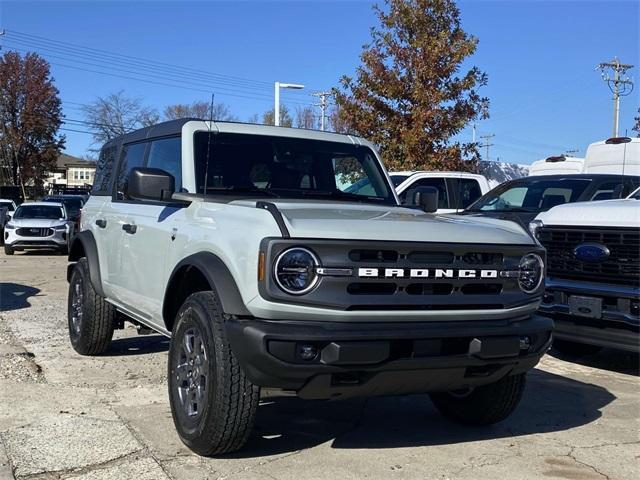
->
[[300, 190, 385, 202], [204, 186, 280, 197]]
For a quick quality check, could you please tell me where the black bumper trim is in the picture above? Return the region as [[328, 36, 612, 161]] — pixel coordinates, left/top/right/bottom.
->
[[225, 314, 553, 399], [552, 317, 640, 353]]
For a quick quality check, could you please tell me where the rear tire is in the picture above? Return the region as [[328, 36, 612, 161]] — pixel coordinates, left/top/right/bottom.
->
[[4, 245, 14, 255], [430, 373, 526, 426], [68, 258, 116, 355], [168, 291, 260, 456], [553, 339, 602, 356]]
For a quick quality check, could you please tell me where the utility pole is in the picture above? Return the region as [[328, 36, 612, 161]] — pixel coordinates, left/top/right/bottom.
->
[[312, 91, 332, 131], [479, 134, 495, 161], [597, 57, 634, 137]]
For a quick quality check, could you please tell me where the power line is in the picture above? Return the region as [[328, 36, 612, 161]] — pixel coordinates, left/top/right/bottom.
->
[[312, 91, 332, 131], [597, 57, 634, 137], [479, 134, 495, 161]]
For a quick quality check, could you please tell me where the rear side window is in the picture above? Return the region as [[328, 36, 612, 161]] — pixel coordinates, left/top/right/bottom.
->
[[400, 178, 449, 209], [93, 144, 118, 195], [116, 142, 148, 199], [147, 137, 182, 191], [458, 179, 483, 209]]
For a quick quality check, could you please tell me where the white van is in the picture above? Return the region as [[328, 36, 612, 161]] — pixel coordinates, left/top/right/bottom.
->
[[584, 137, 639, 175], [529, 156, 585, 176]]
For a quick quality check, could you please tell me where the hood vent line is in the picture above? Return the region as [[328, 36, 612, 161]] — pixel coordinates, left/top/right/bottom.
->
[[256, 201, 290, 238]]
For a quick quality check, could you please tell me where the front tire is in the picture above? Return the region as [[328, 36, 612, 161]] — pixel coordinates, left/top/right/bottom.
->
[[168, 291, 260, 456], [68, 258, 116, 355], [430, 373, 526, 426], [4, 245, 14, 255]]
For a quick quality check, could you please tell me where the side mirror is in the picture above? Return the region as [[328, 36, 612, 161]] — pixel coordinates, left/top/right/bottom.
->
[[406, 186, 439, 213], [125, 167, 175, 201]]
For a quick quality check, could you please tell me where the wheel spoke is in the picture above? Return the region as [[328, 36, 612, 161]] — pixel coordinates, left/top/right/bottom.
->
[[183, 331, 194, 356], [175, 362, 189, 383]]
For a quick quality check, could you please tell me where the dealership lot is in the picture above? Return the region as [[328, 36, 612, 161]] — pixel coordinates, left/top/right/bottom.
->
[[0, 251, 638, 480]]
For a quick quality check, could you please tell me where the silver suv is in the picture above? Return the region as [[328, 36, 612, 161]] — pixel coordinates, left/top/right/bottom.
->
[[66, 119, 552, 455]]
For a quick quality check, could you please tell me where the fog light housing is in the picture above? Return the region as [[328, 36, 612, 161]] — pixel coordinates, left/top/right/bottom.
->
[[297, 344, 318, 361]]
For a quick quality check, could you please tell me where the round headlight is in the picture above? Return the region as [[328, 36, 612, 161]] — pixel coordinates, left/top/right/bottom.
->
[[274, 247, 320, 295], [518, 253, 544, 293]]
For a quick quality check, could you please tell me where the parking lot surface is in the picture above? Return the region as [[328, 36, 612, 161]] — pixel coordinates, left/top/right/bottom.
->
[[0, 251, 638, 480]]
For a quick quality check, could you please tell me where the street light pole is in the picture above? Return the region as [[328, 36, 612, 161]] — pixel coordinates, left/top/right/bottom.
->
[[274, 82, 305, 126]]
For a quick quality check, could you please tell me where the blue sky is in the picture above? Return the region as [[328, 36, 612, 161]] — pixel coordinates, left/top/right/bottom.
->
[[2, 0, 638, 165]]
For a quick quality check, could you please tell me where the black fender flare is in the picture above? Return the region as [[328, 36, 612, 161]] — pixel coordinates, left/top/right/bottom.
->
[[163, 252, 251, 321], [67, 230, 106, 298]]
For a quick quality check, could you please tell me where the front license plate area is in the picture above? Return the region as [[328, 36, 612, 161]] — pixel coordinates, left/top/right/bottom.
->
[[568, 295, 602, 319]]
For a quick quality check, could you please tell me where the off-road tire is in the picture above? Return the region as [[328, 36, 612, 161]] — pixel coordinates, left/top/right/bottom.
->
[[553, 339, 602, 356], [430, 373, 526, 426], [4, 245, 14, 255], [168, 291, 260, 456], [68, 257, 115, 355]]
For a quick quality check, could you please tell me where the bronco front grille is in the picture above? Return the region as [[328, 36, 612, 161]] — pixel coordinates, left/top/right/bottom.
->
[[16, 227, 53, 237], [260, 239, 543, 311], [538, 226, 640, 287]]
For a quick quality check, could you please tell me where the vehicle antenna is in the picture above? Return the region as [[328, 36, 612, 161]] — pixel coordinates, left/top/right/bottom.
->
[[203, 93, 215, 198]]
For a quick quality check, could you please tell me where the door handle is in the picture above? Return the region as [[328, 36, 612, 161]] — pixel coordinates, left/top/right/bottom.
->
[[122, 223, 137, 234], [95, 219, 107, 228]]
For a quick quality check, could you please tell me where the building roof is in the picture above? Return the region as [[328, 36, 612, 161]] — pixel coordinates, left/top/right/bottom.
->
[[55, 154, 96, 170]]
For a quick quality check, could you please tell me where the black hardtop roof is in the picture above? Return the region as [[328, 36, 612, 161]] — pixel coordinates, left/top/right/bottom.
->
[[506, 173, 640, 182], [103, 118, 200, 149]]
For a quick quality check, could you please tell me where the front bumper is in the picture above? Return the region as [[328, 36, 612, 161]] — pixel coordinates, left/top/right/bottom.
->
[[539, 277, 639, 352], [226, 314, 553, 400], [5, 229, 68, 249]]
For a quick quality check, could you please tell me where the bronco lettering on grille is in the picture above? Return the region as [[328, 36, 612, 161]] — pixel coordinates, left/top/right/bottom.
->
[[358, 268, 499, 279]]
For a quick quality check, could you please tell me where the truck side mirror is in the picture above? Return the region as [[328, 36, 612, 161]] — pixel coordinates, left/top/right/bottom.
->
[[125, 167, 175, 202], [406, 186, 439, 213]]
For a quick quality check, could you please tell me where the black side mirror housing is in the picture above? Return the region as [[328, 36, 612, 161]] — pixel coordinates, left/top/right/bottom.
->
[[125, 167, 175, 202], [405, 186, 439, 213]]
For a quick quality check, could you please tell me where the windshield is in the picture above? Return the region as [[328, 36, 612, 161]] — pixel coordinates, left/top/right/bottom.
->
[[0, 201, 14, 211], [43, 197, 83, 218], [629, 188, 640, 200], [467, 178, 591, 212], [14, 205, 64, 220], [194, 132, 395, 205], [389, 174, 410, 187]]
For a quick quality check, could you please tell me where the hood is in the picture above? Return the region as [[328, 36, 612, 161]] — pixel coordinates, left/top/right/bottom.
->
[[458, 210, 538, 230], [536, 199, 640, 228], [232, 200, 535, 245], [9, 218, 66, 228]]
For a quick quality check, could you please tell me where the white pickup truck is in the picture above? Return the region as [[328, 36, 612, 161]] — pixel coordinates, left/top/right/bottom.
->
[[531, 187, 640, 354]]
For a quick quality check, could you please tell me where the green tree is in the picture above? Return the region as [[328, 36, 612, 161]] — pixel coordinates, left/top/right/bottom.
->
[[334, 0, 489, 172], [0, 51, 65, 192]]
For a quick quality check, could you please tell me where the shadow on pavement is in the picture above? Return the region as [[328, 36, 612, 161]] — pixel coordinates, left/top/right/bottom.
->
[[232, 368, 615, 458], [107, 335, 170, 356], [0, 282, 42, 311], [549, 347, 639, 376]]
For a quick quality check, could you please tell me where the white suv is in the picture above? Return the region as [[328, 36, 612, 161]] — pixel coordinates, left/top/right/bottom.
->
[[66, 119, 552, 456], [4, 202, 73, 255]]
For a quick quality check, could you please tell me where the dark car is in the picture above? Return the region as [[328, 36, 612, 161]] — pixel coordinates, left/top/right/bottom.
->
[[460, 174, 640, 227], [42, 195, 85, 229]]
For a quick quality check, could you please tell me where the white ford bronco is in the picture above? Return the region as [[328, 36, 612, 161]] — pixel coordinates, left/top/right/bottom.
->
[[66, 119, 552, 455]]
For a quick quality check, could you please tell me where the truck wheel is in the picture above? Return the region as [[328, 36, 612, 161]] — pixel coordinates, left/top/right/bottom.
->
[[430, 373, 526, 426], [553, 339, 602, 356], [168, 291, 260, 456], [4, 245, 14, 255], [68, 258, 115, 355]]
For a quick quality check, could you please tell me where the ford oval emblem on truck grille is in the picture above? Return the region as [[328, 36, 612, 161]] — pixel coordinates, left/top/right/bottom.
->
[[574, 243, 610, 262]]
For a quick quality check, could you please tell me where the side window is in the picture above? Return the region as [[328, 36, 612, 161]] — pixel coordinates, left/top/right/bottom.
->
[[147, 137, 182, 191], [93, 144, 118, 195], [400, 178, 449, 209], [458, 179, 483, 209], [116, 142, 147, 199]]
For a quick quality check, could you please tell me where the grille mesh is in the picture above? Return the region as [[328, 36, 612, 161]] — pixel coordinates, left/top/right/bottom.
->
[[538, 227, 640, 287]]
